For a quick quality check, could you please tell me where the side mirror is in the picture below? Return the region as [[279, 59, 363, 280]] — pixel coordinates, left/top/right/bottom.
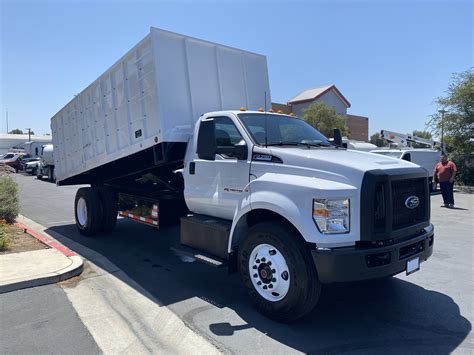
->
[[333, 128, 343, 147], [233, 141, 248, 160], [215, 140, 248, 160], [197, 119, 216, 160]]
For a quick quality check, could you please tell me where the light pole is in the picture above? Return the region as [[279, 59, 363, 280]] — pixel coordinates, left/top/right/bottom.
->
[[25, 128, 32, 141], [438, 109, 447, 153]]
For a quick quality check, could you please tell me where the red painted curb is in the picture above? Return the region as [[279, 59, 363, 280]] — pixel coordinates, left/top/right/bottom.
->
[[14, 222, 77, 257]]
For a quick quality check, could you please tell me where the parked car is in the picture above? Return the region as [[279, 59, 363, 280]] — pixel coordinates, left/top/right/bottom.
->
[[20, 157, 40, 171], [0, 153, 25, 172], [24, 159, 40, 175]]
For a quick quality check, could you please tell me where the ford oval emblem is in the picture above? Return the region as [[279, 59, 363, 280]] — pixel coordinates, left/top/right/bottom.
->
[[405, 195, 420, 209]]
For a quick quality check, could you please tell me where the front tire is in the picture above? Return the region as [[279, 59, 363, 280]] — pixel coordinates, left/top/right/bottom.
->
[[75, 187, 102, 236], [238, 221, 321, 322]]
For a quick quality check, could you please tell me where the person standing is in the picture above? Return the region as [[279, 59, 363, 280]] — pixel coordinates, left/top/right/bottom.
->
[[433, 154, 457, 208]]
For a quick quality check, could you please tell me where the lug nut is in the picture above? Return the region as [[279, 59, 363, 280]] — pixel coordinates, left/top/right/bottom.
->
[[271, 269, 276, 273], [253, 273, 258, 278], [268, 284, 273, 289], [263, 285, 267, 289], [272, 278, 276, 282], [256, 259, 260, 263], [253, 265, 257, 269], [267, 261, 272, 266], [261, 257, 266, 262], [257, 281, 261, 285]]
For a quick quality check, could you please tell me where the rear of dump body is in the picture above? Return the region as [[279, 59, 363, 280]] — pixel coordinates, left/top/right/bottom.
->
[[51, 27, 271, 184]]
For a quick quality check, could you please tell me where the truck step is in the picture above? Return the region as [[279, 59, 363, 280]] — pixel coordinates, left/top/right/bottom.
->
[[171, 245, 227, 268]]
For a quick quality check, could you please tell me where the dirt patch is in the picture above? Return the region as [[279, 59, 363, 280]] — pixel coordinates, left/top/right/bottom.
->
[[0, 164, 16, 176], [0, 222, 49, 254]]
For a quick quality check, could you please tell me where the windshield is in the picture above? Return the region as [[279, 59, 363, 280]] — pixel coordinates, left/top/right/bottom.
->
[[238, 113, 331, 147], [372, 151, 403, 159], [2, 153, 15, 159]]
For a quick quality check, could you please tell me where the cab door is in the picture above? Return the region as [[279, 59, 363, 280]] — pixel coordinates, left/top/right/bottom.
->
[[185, 115, 251, 220]]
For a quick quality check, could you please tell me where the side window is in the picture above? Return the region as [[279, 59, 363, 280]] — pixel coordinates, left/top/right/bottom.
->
[[214, 117, 243, 147], [402, 153, 411, 161]]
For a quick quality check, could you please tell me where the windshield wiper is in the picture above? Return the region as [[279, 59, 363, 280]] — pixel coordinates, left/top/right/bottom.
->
[[265, 141, 331, 147]]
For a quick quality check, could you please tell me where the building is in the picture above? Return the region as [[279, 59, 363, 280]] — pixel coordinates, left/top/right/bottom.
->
[[0, 134, 52, 155], [272, 84, 369, 142]]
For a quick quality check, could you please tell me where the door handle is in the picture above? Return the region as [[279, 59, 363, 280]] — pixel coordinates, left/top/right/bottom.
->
[[189, 162, 195, 175]]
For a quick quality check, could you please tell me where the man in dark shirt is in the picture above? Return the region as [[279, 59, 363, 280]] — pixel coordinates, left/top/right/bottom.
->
[[434, 154, 457, 208]]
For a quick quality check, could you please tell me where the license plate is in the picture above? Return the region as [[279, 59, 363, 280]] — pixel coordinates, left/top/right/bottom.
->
[[406, 257, 420, 275]]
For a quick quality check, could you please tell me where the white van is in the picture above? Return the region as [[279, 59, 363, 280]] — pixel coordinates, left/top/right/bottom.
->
[[371, 149, 441, 190]]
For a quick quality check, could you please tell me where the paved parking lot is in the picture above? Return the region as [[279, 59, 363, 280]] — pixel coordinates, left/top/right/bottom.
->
[[9, 174, 474, 353]]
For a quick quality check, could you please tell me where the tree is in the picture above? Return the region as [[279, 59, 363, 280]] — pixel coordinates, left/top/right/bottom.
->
[[301, 102, 349, 138], [411, 130, 433, 148], [8, 129, 23, 134], [370, 132, 386, 147], [427, 69, 474, 184]]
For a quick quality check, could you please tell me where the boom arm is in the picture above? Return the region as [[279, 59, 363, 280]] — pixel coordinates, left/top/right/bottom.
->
[[380, 130, 442, 149]]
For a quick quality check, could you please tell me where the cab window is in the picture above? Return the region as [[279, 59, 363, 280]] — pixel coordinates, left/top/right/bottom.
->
[[214, 117, 244, 147]]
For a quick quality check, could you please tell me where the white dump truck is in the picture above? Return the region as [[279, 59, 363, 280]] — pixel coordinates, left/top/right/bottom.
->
[[52, 28, 433, 322]]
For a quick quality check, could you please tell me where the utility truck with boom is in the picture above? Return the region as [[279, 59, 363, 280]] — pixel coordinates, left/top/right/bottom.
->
[[371, 130, 442, 191], [51, 28, 434, 321]]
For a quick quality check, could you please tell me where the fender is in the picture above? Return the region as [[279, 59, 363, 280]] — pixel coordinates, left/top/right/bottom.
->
[[228, 173, 359, 252]]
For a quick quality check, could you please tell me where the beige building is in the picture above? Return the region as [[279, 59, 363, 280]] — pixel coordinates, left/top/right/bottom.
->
[[272, 84, 369, 142]]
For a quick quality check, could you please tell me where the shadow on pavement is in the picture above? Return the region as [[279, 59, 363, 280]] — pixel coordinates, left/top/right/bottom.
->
[[47, 220, 472, 354]]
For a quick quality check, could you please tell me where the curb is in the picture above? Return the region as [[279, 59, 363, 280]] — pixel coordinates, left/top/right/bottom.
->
[[0, 219, 83, 293]]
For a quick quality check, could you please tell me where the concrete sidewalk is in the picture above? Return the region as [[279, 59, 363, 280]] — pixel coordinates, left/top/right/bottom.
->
[[0, 216, 83, 293]]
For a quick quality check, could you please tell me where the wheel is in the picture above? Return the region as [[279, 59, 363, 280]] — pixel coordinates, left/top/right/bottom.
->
[[32, 167, 37, 176], [75, 187, 103, 236], [48, 167, 54, 182], [36, 170, 43, 180], [238, 221, 321, 322], [97, 187, 118, 234]]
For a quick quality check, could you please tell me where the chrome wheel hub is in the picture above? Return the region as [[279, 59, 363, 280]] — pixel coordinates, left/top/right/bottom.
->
[[76, 197, 88, 227], [249, 243, 290, 302]]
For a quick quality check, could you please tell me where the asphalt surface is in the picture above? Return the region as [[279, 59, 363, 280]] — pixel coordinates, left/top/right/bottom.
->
[[10, 174, 474, 354], [0, 284, 100, 354]]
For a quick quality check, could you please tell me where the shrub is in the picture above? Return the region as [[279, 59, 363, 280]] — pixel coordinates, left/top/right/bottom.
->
[[0, 222, 10, 250], [0, 177, 20, 223]]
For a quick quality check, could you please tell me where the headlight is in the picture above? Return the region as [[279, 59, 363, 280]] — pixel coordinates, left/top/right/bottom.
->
[[313, 199, 350, 234]]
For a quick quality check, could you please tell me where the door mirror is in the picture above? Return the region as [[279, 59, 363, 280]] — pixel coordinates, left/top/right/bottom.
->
[[333, 128, 343, 146], [197, 119, 216, 160], [215, 141, 248, 160]]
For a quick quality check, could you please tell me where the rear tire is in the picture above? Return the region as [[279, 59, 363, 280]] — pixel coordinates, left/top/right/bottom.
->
[[238, 221, 321, 322], [97, 187, 118, 234], [75, 187, 102, 236], [48, 167, 55, 182]]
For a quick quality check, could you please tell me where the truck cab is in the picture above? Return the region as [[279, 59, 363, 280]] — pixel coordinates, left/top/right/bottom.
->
[[179, 110, 433, 321]]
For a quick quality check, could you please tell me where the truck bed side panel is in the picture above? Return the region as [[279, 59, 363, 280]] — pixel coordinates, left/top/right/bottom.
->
[[51, 27, 270, 184]]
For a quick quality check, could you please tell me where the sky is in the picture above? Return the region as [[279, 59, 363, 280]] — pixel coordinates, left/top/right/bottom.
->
[[1, 0, 472, 138]]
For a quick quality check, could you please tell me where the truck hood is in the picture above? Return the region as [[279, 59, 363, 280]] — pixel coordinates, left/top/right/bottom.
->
[[254, 147, 423, 187]]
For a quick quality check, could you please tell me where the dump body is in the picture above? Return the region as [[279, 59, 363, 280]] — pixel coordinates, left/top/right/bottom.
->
[[51, 27, 271, 184]]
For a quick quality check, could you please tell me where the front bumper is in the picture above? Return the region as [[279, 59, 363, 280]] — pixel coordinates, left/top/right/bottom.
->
[[312, 224, 434, 283]]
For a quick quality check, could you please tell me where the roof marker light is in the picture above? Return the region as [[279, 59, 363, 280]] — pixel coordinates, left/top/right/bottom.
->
[[240, 107, 246, 111], [258, 107, 264, 112]]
